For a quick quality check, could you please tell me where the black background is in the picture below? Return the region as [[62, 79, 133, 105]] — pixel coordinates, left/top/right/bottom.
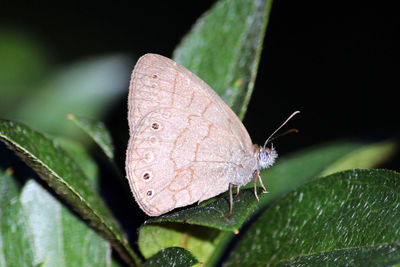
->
[[2, 1, 399, 157]]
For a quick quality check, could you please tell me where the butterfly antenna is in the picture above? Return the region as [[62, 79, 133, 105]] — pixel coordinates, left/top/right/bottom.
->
[[267, 128, 299, 143], [263, 111, 300, 148]]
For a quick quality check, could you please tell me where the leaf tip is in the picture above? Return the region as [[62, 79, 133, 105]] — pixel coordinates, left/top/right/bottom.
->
[[66, 113, 76, 120]]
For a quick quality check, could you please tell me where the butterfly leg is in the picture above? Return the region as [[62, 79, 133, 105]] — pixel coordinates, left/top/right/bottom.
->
[[253, 170, 268, 202], [236, 186, 240, 197], [253, 176, 260, 202], [257, 171, 268, 193], [228, 183, 234, 217]]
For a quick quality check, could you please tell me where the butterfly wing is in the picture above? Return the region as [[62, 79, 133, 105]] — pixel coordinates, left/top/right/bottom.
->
[[127, 54, 253, 149], [126, 54, 256, 216]]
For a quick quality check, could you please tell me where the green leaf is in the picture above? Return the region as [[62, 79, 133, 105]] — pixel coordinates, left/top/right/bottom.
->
[[20, 180, 111, 267], [139, 0, 275, 232], [138, 140, 370, 264], [67, 114, 114, 159], [6, 54, 131, 138], [142, 247, 198, 267], [54, 137, 99, 185], [0, 169, 34, 267], [250, 140, 370, 210], [0, 120, 140, 266], [319, 139, 397, 176], [272, 243, 400, 266], [173, 0, 273, 118], [146, 188, 263, 233], [225, 169, 400, 266], [137, 1, 276, 262], [139, 223, 223, 263]]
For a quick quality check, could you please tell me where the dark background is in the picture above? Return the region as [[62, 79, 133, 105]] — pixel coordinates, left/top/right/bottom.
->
[[2, 1, 398, 157]]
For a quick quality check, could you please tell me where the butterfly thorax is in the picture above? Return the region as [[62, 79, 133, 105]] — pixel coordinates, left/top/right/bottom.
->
[[255, 144, 277, 171]]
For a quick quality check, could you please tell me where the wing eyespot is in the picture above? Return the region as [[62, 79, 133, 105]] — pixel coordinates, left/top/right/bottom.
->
[[146, 189, 154, 197], [151, 122, 161, 130], [142, 171, 152, 181], [144, 151, 154, 162], [149, 136, 158, 145]]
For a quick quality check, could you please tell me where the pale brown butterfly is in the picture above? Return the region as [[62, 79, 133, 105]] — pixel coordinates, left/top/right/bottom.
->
[[125, 53, 299, 217]]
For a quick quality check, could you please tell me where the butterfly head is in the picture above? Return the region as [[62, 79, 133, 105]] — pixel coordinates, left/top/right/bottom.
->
[[257, 144, 278, 170]]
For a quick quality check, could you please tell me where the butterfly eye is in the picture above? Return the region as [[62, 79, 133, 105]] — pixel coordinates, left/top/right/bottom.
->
[[258, 147, 277, 170], [260, 149, 268, 163]]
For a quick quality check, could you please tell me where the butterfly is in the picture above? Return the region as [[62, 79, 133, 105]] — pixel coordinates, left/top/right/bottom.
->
[[125, 53, 299, 216]]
